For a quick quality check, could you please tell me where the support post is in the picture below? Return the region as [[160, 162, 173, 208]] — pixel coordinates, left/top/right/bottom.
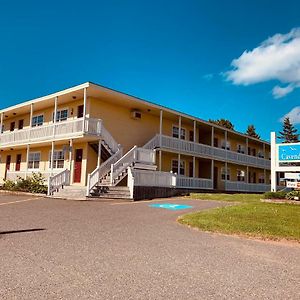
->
[[0, 112, 3, 133], [193, 156, 196, 178], [97, 139, 102, 167], [211, 159, 214, 188], [29, 103, 33, 141], [177, 153, 181, 175], [225, 161, 228, 190], [25, 144, 30, 179], [178, 116, 182, 139], [246, 166, 249, 183], [53, 96, 58, 137], [193, 120, 196, 142], [159, 150, 162, 171], [83, 87, 87, 132], [69, 139, 73, 184], [211, 126, 214, 147], [246, 137, 249, 155], [271, 132, 277, 191], [159, 110, 163, 146], [51, 141, 55, 176]]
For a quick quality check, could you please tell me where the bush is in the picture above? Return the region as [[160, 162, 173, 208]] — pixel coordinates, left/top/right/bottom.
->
[[263, 191, 287, 199], [285, 190, 300, 200], [1, 173, 47, 194]]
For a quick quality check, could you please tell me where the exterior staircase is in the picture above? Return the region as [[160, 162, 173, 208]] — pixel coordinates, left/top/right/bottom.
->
[[52, 185, 87, 200], [89, 186, 131, 199]]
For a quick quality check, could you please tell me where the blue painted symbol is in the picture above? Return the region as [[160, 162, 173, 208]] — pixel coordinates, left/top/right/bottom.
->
[[149, 203, 193, 210]]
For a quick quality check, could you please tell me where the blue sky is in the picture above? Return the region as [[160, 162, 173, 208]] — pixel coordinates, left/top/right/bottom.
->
[[0, 0, 300, 141]]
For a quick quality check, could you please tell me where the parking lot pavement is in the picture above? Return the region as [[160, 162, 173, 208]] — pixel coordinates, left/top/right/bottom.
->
[[0, 194, 299, 299]]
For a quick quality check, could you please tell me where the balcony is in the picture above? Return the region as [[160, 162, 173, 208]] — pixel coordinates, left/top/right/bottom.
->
[[0, 118, 102, 148], [144, 134, 271, 170]]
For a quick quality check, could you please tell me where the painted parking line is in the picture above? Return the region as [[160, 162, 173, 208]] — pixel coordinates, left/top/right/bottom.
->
[[149, 203, 193, 211], [0, 198, 42, 206]]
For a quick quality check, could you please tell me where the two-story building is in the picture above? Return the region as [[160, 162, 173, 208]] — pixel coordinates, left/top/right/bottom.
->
[[0, 82, 271, 199]]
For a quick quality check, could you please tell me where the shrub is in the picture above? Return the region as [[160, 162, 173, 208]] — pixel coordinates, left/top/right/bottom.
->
[[263, 191, 287, 199], [285, 190, 300, 200], [1, 173, 47, 194]]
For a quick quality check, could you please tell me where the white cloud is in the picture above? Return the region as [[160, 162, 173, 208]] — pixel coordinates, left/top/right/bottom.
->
[[280, 106, 300, 124], [226, 28, 300, 98]]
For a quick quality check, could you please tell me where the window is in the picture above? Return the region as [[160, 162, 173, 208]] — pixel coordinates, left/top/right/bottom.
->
[[221, 140, 230, 150], [49, 150, 65, 169], [28, 152, 40, 169], [172, 159, 185, 175], [172, 126, 186, 139], [237, 144, 245, 154], [237, 170, 245, 181], [258, 174, 265, 183], [221, 167, 230, 180], [189, 130, 194, 142], [54, 109, 68, 122], [32, 115, 44, 127], [10, 122, 15, 131], [213, 138, 218, 147]]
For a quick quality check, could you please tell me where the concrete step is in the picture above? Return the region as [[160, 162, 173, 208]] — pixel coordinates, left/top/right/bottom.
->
[[52, 186, 87, 200], [89, 186, 131, 199]]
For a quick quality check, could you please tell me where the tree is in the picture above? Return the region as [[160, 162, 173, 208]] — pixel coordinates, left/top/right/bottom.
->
[[246, 124, 260, 139], [278, 117, 299, 143], [208, 119, 234, 130]]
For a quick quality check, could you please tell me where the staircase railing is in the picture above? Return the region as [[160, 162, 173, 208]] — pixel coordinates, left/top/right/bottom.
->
[[86, 148, 123, 196], [101, 126, 120, 153], [47, 169, 70, 196], [143, 134, 160, 149], [110, 146, 138, 184]]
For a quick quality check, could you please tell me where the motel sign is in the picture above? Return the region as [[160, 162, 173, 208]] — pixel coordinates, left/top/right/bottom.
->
[[271, 132, 300, 191]]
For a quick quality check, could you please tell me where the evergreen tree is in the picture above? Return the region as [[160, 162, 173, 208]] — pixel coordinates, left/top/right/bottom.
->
[[278, 117, 299, 143], [246, 124, 260, 139], [209, 119, 234, 130]]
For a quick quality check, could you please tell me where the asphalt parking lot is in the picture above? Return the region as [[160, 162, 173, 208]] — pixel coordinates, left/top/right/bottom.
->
[[0, 194, 299, 299]]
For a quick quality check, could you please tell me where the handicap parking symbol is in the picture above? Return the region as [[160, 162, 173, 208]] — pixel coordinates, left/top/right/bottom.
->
[[149, 203, 193, 211]]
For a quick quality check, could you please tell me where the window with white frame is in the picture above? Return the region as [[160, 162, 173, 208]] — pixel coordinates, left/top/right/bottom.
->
[[49, 150, 65, 169], [172, 126, 186, 139], [28, 152, 41, 169], [221, 167, 230, 180], [258, 173, 265, 183], [237, 144, 245, 154], [237, 170, 245, 181], [32, 115, 44, 127], [221, 140, 231, 150], [171, 159, 185, 175], [53, 109, 68, 122]]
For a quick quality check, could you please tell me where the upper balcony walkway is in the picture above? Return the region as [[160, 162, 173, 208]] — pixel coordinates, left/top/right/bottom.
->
[[0, 117, 103, 148], [144, 134, 271, 170]]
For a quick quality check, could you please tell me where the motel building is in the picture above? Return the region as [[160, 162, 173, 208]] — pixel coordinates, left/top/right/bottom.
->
[[0, 82, 271, 199]]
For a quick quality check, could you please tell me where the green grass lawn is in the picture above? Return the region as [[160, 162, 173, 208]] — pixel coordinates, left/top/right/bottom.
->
[[179, 193, 300, 241]]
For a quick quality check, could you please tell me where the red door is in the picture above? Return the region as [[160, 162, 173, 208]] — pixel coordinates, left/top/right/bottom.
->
[[16, 154, 22, 171], [74, 149, 83, 183]]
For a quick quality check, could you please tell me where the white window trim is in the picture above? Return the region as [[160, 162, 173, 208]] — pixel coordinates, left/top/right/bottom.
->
[[32, 114, 44, 127], [27, 151, 41, 170], [53, 107, 69, 123], [171, 159, 185, 175], [172, 124, 186, 140], [48, 149, 65, 170]]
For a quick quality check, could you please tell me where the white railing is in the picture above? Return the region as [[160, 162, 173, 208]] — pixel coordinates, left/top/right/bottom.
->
[[110, 146, 156, 184], [225, 181, 271, 193], [101, 126, 120, 154], [176, 176, 213, 189], [47, 169, 70, 195], [0, 117, 103, 147], [131, 169, 176, 187], [144, 134, 270, 169], [6, 170, 60, 182], [86, 148, 123, 196]]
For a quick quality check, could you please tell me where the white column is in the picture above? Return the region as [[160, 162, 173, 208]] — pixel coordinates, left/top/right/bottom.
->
[[0, 112, 3, 133], [177, 153, 181, 175], [211, 126, 214, 147], [97, 139, 102, 167], [25, 144, 30, 179], [263, 143, 266, 158], [193, 120, 196, 142], [29, 103, 33, 141], [159, 150, 162, 171], [69, 139, 73, 184], [211, 160, 214, 189], [82, 87, 87, 132], [50, 141, 55, 176], [271, 132, 277, 191], [193, 156, 196, 178], [225, 161, 228, 191], [246, 166, 249, 183], [53, 96, 58, 137], [246, 137, 249, 155], [159, 110, 163, 147], [264, 169, 266, 184], [178, 116, 182, 139]]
